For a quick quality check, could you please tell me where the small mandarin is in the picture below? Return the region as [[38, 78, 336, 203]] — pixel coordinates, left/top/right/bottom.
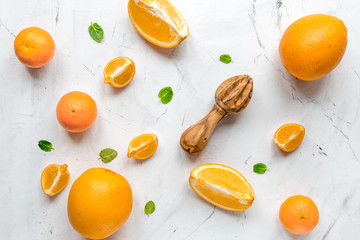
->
[[279, 195, 319, 234], [56, 91, 97, 133], [279, 14, 347, 81], [14, 27, 55, 68]]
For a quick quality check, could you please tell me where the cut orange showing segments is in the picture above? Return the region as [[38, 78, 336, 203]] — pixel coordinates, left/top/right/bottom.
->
[[128, 133, 158, 160], [41, 164, 70, 196], [274, 123, 305, 152], [128, 0, 189, 48], [103, 57, 135, 88], [189, 163, 255, 211]]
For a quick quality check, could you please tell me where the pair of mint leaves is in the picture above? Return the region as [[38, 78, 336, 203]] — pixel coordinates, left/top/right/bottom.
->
[[102, 150, 157, 215], [100, 148, 156, 214], [39, 140, 118, 163]]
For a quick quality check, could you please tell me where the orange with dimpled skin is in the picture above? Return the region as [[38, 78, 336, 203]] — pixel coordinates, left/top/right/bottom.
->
[[68, 168, 133, 239], [56, 91, 97, 133], [14, 27, 55, 68], [279, 14, 347, 81], [279, 195, 319, 234]]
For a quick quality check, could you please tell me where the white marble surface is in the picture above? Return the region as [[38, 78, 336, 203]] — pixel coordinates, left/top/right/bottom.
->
[[1, 0, 360, 239]]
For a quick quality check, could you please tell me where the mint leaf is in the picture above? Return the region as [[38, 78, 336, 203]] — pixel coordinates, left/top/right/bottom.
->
[[158, 87, 173, 104], [219, 54, 231, 63], [253, 163, 267, 174], [99, 148, 118, 163], [38, 140, 53, 152], [144, 200, 155, 215], [88, 22, 104, 42]]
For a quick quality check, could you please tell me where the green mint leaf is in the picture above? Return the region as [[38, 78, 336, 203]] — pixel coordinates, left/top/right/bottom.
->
[[219, 54, 231, 64], [38, 140, 53, 152], [158, 87, 173, 104], [253, 163, 267, 174], [88, 22, 104, 42], [99, 148, 118, 163], [144, 200, 155, 215]]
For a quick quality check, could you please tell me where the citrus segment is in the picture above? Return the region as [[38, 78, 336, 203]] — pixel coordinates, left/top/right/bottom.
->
[[128, 0, 189, 48], [274, 123, 305, 152], [128, 133, 158, 160], [104, 57, 135, 88], [279, 195, 319, 234], [41, 164, 70, 196], [189, 164, 255, 211]]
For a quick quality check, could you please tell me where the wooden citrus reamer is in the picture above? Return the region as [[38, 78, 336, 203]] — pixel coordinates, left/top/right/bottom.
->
[[180, 75, 253, 154]]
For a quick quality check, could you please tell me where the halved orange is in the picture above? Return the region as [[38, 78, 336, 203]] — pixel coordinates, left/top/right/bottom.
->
[[41, 164, 70, 196], [189, 163, 255, 211], [274, 123, 305, 152], [103, 57, 135, 88], [128, 133, 158, 160], [128, 0, 189, 48]]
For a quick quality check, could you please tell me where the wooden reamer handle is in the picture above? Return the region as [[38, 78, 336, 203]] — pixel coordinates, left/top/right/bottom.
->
[[180, 104, 227, 154]]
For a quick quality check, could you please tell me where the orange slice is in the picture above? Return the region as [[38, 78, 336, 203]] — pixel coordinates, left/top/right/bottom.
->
[[189, 163, 255, 211], [128, 0, 189, 48], [128, 133, 158, 160], [103, 57, 135, 88], [274, 123, 305, 152], [41, 164, 70, 196]]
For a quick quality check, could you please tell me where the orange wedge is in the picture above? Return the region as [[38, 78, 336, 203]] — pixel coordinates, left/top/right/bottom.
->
[[128, 133, 158, 160], [189, 163, 255, 211], [41, 164, 70, 196], [128, 0, 189, 48], [274, 123, 305, 152], [103, 57, 135, 88]]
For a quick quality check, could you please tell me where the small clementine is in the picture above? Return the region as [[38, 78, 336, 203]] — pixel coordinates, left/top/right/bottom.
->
[[14, 27, 55, 68], [56, 91, 97, 133], [279, 195, 319, 234]]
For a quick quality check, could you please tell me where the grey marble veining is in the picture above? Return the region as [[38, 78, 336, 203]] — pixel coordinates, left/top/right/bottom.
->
[[0, 0, 359, 239]]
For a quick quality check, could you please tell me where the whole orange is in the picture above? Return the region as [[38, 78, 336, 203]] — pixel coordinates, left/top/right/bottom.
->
[[279, 14, 347, 81], [56, 91, 97, 133], [279, 195, 319, 234], [68, 168, 133, 239], [14, 27, 55, 68]]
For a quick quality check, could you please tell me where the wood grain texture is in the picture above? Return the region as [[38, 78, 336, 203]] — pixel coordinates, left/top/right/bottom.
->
[[180, 75, 253, 154]]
